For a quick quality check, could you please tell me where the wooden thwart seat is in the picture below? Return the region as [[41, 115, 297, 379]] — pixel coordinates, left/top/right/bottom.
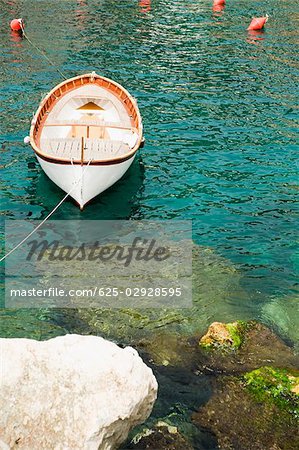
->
[[84, 139, 129, 160], [40, 138, 82, 159], [40, 138, 129, 161], [44, 120, 133, 130]]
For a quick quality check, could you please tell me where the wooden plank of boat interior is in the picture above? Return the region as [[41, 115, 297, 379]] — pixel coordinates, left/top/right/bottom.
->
[[40, 138, 128, 161], [41, 138, 82, 159], [43, 121, 134, 130], [72, 95, 112, 99], [84, 139, 128, 160]]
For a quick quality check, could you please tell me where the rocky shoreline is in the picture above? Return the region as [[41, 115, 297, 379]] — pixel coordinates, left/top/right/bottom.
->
[[0, 320, 298, 449], [124, 320, 299, 450]]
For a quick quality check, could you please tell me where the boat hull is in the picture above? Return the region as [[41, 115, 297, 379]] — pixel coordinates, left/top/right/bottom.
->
[[36, 155, 136, 209]]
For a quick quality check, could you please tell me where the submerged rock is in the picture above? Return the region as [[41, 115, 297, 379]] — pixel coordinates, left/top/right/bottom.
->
[[123, 400, 218, 450], [47, 243, 247, 345], [125, 421, 194, 450], [262, 295, 299, 351], [196, 321, 299, 375], [193, 367, 299, 450], [0, 308, 67, 340], [138, 332, 196, 367], [0, 334, 158, 450]]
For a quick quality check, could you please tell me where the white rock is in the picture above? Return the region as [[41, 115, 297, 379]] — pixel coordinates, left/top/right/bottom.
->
[[0, 334, 158, 450]]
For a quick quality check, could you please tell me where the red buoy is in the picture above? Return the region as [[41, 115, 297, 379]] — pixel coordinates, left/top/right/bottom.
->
[[10, 18, 24, 32], [213, 0, 225, 12], [247, 15, 268, 31]]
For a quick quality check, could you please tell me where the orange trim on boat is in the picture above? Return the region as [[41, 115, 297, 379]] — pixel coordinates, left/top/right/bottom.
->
[[30, 73, 143, 165]]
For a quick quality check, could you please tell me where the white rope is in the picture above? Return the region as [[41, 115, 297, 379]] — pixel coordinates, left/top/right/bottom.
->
[[20, 21, 67, 80], [0, 160, 92, 262]]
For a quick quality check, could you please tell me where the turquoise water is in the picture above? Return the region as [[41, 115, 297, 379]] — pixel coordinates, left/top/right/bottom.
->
[[1, 0, 298, 306], [0, 1, 298, 446]]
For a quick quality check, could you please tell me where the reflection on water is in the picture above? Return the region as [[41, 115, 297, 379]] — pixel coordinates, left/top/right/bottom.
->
[[139, 0, 151, 15], [10, 30, 23, 45], [247, 29, 265, 45], [75, 0, 88, 31]]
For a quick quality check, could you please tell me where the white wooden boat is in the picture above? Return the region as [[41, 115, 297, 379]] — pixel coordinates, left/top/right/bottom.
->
[[29, 72, 144, 209]]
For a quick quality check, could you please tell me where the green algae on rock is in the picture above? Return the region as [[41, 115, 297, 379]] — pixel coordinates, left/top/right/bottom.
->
[[244, 366, 299, 414], [193, 374, 299, 450], [199, 321, 248, 350], [196, 321, 299, 375]]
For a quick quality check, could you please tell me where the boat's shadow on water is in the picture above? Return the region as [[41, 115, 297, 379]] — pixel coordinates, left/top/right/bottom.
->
[[32, 156, 145, 220]]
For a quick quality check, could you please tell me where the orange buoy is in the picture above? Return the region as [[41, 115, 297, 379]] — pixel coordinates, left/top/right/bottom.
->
[[213, 0, 225, 12], [10, 18, 24, 32], [247, 15, 268, 31]]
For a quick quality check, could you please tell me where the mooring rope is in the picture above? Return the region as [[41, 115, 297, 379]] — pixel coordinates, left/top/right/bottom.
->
[[20, 22, 67, 80], [0, 160, 92, 262]]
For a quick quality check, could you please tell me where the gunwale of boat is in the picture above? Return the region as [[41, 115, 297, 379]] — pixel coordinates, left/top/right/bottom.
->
[[30, 73, 143, 165]]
